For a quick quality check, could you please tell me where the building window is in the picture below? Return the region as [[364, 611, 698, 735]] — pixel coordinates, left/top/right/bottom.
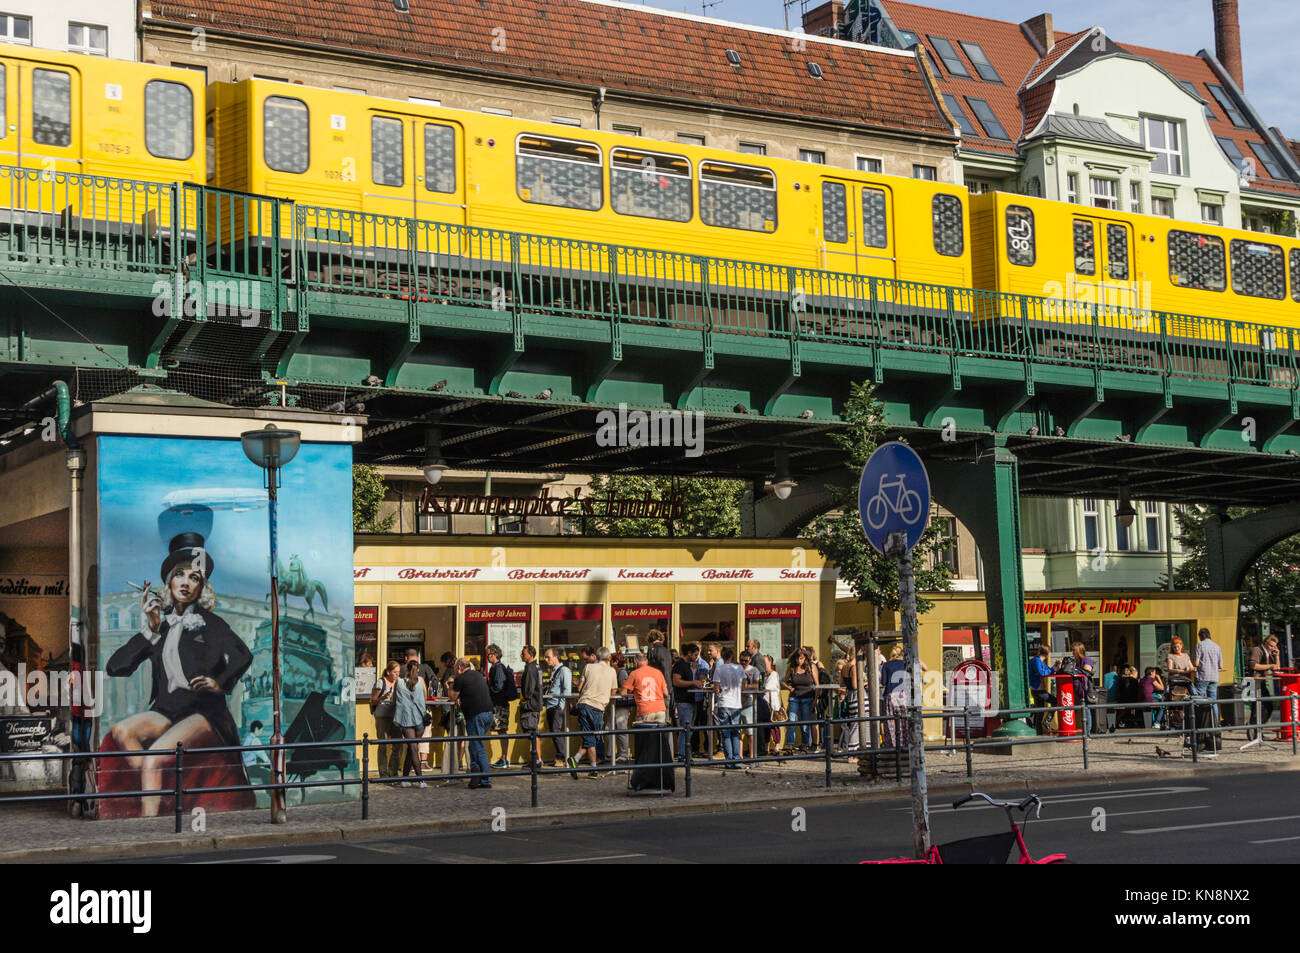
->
[[1207, 84, 1248, 128], [676, 132, 706, 147], [144, 81, 195, 161], [1142, 117, 1183, 175], [932, 194, 964, 257], [334, 86, 366, 95], [252, 75, 289, 83], [913, 164, 937, 181], [806, 61, 824, 79], [1144, 502, 1161, 552], [551, 116, 582, 127], [856, 156, 882, 174], [495, 515, 524, 535], [371, 116, 405, 187], [959, 41, 1002, 82], [32, 70, 72, 148], [1177, 79, 1216, 122], [1114, 506, 1132, 552], [424, 124, 456, 193], [1248, 141, 1285, 179], [927, 36, 970, 78], [737, 141, 767, 155], [822, 182, 848, 243], [1089, 177, 1118, 210], [1073, 219, 1096, 275], [1082, 499, 1099, 552], [965, 179, 995, 194], [799, 149, 826, 164], [611, 123, 641, 137], [1005, 205, 1036, 267], [964, 97, 1009, 140], [611, 147, 692, 222], [1216, 136, 1246, 169], [699, 160, 777, 232], [263, 95, 310, 173], [409, 96, 441, 106], [417, 513, 449, 534], [171, 63, 208, 83], [941, 93, 978, 137], [1066, 173, 1078, 204], [1201, 202, 1222, 225], [481, 106, 512, 117], [1151, 195, 1174, 217], [68, 22, 107, 56], [862, 187, 888, 248], [0, 13, 30, 44], [937, 516, 959, 573], [1230, 238, 1286, 300], [516, 134, 603, 211], [1129, 181, 1142, 213], [1168, 229, 1227, 292]]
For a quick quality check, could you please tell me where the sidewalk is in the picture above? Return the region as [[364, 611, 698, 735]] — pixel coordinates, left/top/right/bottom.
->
[[3, 729, 1297, 862]]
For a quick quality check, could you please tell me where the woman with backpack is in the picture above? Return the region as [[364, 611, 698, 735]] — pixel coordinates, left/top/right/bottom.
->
[[393, 660, 428, 788]]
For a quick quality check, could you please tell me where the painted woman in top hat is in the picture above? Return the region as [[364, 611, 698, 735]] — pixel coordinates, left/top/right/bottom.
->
[[106, 532, 252, 817]]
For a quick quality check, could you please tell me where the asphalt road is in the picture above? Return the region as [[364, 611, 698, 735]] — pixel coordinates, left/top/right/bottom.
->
[[117, 769, 1298, 864]]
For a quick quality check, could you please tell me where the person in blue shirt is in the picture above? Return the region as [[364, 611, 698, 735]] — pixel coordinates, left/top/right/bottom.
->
[[1027, 648, 1055, 734]]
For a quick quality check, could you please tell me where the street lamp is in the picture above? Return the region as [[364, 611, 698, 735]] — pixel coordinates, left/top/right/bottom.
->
[[241, 423, 301, 824], [771, 450, 797, 501], [420, 428, 446, 485], [1115, 489, 1136, 529]]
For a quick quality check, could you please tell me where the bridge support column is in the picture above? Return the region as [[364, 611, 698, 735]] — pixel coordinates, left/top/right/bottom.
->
[[1206, 505, 1300, 592], [927, 440, 1032, 736]]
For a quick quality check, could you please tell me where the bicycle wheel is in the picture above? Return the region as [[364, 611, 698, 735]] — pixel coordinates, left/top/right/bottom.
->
[[865, 493, 889, 529], [898, 489, 923, 525]]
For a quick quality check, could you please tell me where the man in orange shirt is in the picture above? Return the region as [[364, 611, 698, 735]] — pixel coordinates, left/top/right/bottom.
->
[[622, 652, 669, 724]]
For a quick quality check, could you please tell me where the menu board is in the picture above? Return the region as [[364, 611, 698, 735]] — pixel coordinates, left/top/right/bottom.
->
[[748, 621, 781, 665], [489, 622, 527, 669], [353, 606, 379, 698]]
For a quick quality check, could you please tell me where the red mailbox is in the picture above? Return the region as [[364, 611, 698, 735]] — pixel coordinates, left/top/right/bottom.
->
[[1051, 673, 1079, 737], [1274, 670, 1300, 742]]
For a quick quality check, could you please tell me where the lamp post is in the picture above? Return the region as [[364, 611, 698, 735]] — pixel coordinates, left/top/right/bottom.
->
[[241, 423, 301, 824]]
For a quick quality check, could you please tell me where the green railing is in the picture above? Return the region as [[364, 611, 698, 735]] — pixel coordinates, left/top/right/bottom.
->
[[2, 168, 1298, 392]]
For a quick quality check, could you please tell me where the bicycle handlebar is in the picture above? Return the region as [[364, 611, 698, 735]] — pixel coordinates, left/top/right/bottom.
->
[[952, 792, 1043, 817]]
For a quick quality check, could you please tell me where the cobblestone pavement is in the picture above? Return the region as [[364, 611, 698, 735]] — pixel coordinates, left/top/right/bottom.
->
[[2, 725, 1295, 861]]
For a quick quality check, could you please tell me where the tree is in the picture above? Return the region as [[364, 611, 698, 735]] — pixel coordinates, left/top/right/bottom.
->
[[801, 381, 954, 614], [1172, 504, 1300, 633], [352, 464, 394, 534], [581, 474, 745, 537]]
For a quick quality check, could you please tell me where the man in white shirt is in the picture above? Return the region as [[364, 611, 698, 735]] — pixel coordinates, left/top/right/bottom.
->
[[713, 647, 747, 768]]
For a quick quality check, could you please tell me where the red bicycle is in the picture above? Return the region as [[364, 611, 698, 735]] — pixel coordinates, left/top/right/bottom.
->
[[863, 792, 1069, 864]]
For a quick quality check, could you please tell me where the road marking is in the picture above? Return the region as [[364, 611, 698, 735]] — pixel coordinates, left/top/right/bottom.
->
[[1124, 814, 1300, 835], [532, 852, 647, 864], [1030, 806, 1209, 824], [895, 786, 1208, 814], [1248, 834, 1300, 844], [192, 854, 337, 864]]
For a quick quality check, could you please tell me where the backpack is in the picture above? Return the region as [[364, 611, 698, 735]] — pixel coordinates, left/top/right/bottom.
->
[[1055, 655, 1077, 676], [492, 662, 519, 703]]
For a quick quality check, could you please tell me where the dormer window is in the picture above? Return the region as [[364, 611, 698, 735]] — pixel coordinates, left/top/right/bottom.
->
[[393, 0, 409, 11], [725, 49, 741, 67], [807, 61, 823, 79]]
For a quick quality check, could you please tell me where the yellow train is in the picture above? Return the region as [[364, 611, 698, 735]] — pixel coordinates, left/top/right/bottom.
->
[[3, 41, 1300, 350]]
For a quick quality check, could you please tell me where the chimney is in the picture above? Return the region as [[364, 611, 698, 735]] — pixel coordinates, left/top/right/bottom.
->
[[1213, 0, 1244, 88], [802, 1, 845, 39], [1019, 13, 1054, 57]]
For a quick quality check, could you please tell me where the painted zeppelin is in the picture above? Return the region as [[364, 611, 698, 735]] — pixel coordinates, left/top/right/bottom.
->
[[96, 533, 256, 818]]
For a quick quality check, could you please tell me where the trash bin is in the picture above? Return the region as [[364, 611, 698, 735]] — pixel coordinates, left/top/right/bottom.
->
[[1219, 681, 1247, 727], [628, 721, 674, 795]]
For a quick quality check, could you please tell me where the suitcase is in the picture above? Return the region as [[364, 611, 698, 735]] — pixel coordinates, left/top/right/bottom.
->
[[628, 720, 675, 795]]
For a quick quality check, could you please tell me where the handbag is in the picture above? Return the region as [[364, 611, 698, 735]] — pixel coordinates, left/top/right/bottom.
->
[[771, 706, 788, 722]]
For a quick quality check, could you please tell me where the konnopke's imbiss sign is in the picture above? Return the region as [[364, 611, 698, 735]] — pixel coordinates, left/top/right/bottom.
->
[[353, 566, 838, 582]]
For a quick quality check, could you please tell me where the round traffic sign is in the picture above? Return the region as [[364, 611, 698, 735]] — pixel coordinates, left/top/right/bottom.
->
[[859, 441, 930, 555]]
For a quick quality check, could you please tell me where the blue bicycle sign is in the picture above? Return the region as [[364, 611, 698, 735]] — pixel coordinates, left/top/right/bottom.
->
[[859, 442, 931, 554]]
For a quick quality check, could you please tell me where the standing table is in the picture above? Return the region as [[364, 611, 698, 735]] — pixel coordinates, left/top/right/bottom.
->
[[426, 698, 462, 783]]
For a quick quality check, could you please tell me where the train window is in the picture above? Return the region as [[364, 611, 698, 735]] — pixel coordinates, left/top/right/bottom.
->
[[1005, 205, 1035, 266], [931, 194, 963, 257], [371, 116, 404, 187], [822, 182, 848, 243], [424, 124, 456, 193], [264, 96, 309, 174], [1168, 230, 1226, 292], [1073, 220, 1096, 276], [516, 134, 602, 211], [1107, 224, 1130, 280], [610, 147, 692, 222], [1291, 250, 1300, 304], [699, 161, 776, 232], [1230, 239, 1286, 300], [144, 81, 194, 161], [0, 67, 5, 132], [31, 69, 71, 147], [862, 187, 888, 248]]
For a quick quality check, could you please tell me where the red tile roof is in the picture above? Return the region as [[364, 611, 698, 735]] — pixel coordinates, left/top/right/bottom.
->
[[1022, 28, 1093, 86], [144, 0, 954, 139]]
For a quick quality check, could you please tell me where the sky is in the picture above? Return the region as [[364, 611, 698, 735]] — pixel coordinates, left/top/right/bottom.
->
[[637, 0, 1299, 135]]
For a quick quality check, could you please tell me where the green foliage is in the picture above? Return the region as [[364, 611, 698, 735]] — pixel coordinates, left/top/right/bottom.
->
[[1172, 503, 1300, 630], [801, 381, 954, 613], [352, 464, 395, 534], [581, 474, 745, 537]]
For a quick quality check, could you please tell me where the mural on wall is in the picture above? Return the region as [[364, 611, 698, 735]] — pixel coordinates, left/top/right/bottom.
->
[[94, 435, 355, 819]]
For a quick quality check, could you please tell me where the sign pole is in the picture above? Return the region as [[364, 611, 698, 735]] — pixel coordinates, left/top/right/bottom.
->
[[889, 530, 930, 858]]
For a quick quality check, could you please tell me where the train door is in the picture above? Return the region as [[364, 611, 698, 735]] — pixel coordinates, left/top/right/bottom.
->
[[9, 62, 81, 180], [363, 109, 465, 227], [1072, 213, 1139, 314], [0, 59, 15, 175], [819, 177, 895, 279]]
